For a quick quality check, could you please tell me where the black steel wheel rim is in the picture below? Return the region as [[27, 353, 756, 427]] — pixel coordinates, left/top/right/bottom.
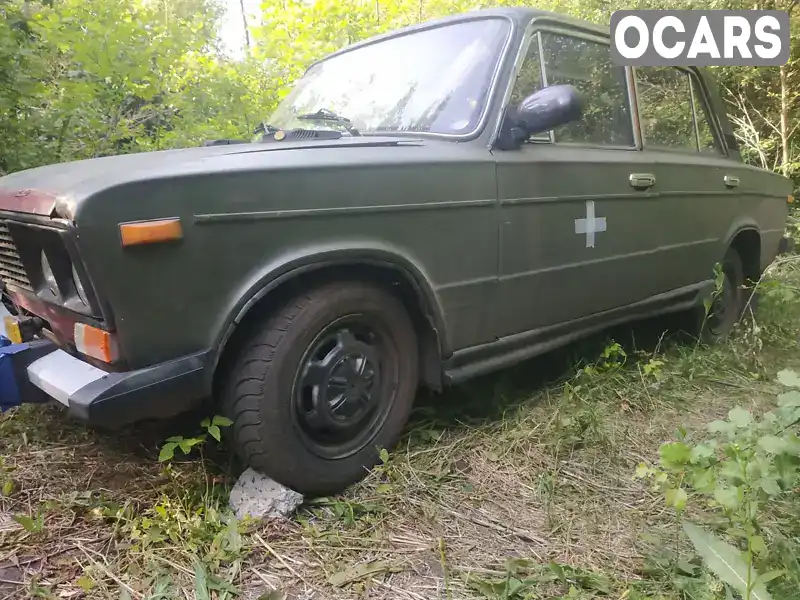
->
[[292, 315, 397, 459]]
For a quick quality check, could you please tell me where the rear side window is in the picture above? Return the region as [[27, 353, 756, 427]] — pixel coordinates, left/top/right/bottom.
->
[[636, 66, 722, 154], [540, 32, 634, 147], [692, 77, 721, 154], [635, 67, 696, 150]]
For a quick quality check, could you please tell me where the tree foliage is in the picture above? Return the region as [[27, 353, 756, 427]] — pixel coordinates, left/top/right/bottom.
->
[[0, 0, 797, 189]]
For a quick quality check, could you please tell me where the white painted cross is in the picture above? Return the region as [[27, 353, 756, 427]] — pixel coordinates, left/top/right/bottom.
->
[[574, 200, 607, 248]]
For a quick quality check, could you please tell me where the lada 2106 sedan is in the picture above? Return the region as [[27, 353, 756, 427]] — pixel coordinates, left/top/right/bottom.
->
[[0, 7, 793, 494]]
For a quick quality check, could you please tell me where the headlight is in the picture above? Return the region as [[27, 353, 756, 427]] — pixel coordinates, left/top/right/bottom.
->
[[41, 251, 58, 296], [72, 264, 89, 305]]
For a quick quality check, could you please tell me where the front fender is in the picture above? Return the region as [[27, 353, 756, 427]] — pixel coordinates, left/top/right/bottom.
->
[[208, 240, 449, 372]]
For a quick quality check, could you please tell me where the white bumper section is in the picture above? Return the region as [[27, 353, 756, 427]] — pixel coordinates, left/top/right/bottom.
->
[[26, 349, 108, 407]]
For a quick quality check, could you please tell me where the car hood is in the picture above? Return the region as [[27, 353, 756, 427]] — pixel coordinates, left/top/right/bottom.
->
[[0, 136, 420, 221]]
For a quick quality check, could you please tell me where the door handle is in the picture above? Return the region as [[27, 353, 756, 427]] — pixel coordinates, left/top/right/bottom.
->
[[629, 173, 656, 189], [724, 175, 740, 188]]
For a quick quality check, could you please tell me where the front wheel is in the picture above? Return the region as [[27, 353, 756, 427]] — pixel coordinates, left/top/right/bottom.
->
[[222, 281, 419, 495]]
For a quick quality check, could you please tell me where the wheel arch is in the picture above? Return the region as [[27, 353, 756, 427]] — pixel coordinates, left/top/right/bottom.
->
[[725, 224, 762, 284], [209, 247, 448, 393]]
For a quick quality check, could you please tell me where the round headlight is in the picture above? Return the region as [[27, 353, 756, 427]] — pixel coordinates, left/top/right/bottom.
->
[[41, 251, 58, 296], [72, 263, 89, 305]]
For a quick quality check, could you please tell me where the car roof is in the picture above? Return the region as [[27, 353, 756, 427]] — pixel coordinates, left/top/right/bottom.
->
[[306, 7, 608, 72]]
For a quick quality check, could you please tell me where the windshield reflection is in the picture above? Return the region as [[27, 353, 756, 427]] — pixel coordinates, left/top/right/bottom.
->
[[268, 18, 511, 137]]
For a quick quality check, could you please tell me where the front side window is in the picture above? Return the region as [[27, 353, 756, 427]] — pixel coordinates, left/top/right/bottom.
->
[[267, 18, 511, 136], [507, 31, 634, 146], [540, 32, 634, 146]]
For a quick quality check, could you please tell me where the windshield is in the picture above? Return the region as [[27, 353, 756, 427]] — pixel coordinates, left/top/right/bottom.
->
[[267, 18, 511, 136]]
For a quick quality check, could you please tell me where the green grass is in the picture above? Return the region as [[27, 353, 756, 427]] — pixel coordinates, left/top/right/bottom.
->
[[2, 258, 800, 599]]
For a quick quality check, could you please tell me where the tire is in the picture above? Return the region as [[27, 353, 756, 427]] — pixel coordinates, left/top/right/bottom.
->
[[222, 280, 419, 495], [694, 246, 746, 344]]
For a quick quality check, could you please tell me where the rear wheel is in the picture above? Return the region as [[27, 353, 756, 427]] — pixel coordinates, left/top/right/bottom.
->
[[692, 247, 746, 344], [222, 281, 418, 495]]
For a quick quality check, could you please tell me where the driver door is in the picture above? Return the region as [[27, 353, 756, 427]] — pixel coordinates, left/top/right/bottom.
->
[[493, 25, 665, 338]]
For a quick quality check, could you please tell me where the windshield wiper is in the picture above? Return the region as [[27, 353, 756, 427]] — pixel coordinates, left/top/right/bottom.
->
[[296, 108, 361, 136], [253, 121, 281, 136]]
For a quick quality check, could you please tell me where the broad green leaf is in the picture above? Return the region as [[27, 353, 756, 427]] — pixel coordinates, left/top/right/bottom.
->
[[777, 369, 800, 388], [660, 442, 691, 467], [785, 434, 800, 455], [760, 477, 782, 496], [208, 425, 221, 442], [212, 416, 233, 427], [720, 460, 745, 485], [676, 559, 697, 575], [178, 438, 198, 454], [777, 391, 800, 407], [666, 488, 688, 512], [201, 418, 210, 428], [729, 407, 752, 427], [691, 468, 717, 493], [683, 521, 772, 600], [709, 420, 735, 436], [714, 486, 741, 510], [158, 442, 177, 462], [690, 443, 715, 463], [12, 514, 36, 532], [756, 570, 786, 585], [2, 479, 13, 496], [379, 448, 389, 463], [758, 435, 788, 454], [77, 575, 95, 592], [375, 484, 391, 494], [506, 577, 526, 596]]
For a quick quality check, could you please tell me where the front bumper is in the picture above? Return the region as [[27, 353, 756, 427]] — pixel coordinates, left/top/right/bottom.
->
[[19, 344, 209, 427]]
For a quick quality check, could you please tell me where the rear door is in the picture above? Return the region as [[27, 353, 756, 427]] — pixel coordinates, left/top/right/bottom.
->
[[631, 65, 738, 291], [493, 25, 665, 338]]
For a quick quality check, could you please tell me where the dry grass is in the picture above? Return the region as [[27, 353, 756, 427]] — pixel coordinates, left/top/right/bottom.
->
[[2, 261, 800, 600]]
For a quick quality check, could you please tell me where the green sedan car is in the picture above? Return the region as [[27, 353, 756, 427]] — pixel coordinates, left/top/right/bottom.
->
[[0, 7, 793, 494]]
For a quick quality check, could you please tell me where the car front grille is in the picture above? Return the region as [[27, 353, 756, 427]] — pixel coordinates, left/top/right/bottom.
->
[[0, 222, 32, 292]]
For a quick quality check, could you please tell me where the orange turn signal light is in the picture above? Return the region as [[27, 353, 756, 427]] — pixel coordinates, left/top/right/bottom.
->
[[789, 195, 794, 204], [74, 323, 118, 363], [3, 316, 21, 344], [119, 218, 182, 247]]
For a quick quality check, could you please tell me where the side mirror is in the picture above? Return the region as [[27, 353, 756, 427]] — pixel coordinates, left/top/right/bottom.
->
[[515, 84, 583, 137]]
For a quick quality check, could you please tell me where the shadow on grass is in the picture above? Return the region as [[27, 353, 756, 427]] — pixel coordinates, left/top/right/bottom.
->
[[408, 311, 691, 429]]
